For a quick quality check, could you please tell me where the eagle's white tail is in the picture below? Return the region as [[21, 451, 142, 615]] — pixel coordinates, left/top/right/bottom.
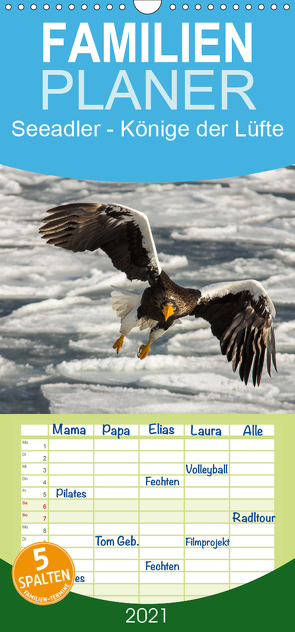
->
[[111, 286, 143, 322]]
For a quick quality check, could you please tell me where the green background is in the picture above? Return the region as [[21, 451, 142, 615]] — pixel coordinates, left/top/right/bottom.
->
[[1, 555, 294, 630]]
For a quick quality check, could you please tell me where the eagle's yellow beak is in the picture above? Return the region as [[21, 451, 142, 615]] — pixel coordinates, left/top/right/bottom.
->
[[162, 304, 175, 321]]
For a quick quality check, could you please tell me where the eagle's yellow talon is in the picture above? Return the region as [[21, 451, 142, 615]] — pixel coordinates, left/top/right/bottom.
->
[[138, 343, 151, 360], [113, 334, 124, 354]]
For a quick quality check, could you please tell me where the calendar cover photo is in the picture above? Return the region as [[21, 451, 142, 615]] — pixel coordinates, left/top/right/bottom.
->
[[0, 3, 295, 415], [1, 3, 295, 628], [0, 164, 294, 415]]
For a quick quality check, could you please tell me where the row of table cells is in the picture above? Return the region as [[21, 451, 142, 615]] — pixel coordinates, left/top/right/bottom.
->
[[21, 424, 274, 602]]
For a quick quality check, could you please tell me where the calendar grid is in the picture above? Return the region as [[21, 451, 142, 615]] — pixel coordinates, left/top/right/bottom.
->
[[183, 432, 185, 602], [20, 423, 275, 603], [138, 436, 140, 604], [92, 428, 95, 599], [47, 435, 49, 549], [228, 434, 230, 592]]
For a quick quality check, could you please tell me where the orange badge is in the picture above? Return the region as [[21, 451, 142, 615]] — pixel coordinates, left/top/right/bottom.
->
[[12, 542, 75, 605]]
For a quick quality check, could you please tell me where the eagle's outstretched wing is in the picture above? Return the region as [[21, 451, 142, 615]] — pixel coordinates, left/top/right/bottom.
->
[[39, 203, 161, 284], [190, 280, 277, 386]]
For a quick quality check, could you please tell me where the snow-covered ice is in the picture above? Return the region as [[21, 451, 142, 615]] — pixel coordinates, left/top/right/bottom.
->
[[0, 165, 294, 413]]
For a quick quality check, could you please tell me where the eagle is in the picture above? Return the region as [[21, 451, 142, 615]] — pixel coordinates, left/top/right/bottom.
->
[[39, 202, 277, 386]]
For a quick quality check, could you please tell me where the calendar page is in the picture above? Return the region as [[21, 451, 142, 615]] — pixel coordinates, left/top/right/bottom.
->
[[0, 1, 295, 630], [1, 414, 295, 626]]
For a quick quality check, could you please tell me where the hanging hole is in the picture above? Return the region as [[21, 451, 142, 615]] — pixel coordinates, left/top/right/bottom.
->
[[134, 1, 162, 14]]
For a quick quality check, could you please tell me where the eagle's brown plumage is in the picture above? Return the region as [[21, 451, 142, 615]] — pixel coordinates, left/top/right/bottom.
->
[[40, 202, 160, 284], [40, 202, 277, 386], [191, 290, 276, 386], [138, 271, 201, 328]]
